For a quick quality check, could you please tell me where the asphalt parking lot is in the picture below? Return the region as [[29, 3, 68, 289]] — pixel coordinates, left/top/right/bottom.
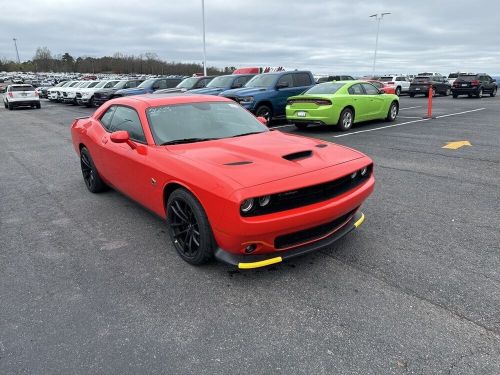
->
[[1, 95, 499, 374]]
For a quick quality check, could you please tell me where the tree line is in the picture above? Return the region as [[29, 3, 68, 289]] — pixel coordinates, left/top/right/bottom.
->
[[0, 47, 237, 76]]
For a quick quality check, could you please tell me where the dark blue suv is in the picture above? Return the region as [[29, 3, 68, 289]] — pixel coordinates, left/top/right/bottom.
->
[[189, 74, 255, 96], [220, 71, 315, 121], [114, 77, 183, 97]]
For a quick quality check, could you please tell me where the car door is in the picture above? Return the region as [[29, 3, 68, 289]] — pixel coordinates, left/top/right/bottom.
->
[[99, 105, 152, 204], [347, 83, 368, 121], [482, 75, 493, 92], [361, 82, 385, 118], [273, 74, 295, 117]]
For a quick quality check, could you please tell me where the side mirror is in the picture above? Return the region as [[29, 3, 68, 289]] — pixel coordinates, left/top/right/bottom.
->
[[110, 130, 136, 149], [257, 116, 268, 125], [276, 82, 289, 89], [378, 89, 384, 94], [492, 79, 496, 82]]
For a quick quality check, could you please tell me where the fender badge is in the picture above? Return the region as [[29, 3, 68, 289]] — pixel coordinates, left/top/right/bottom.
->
[[151, 178, 157, 185]]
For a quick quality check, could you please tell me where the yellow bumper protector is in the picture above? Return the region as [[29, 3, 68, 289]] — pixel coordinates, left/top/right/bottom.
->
[[238, 257, 283, 269], [354, 213, 365, 228]]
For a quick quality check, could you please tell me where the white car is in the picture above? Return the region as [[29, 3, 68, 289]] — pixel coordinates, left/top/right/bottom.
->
[[48, 81, 76, 102], [378, 75, 411, 96], [76, 80, 120, 107], [447, 72, 473, 86], [61, 81, 87, 104], [3, 84, 40, 110]]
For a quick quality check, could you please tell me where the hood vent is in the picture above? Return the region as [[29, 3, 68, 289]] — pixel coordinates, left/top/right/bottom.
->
[[282, 150, 313, 161], [224, 161, 253, 166]]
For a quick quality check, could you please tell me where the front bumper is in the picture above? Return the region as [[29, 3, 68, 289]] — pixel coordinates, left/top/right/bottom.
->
[[215, 211, 365, 268]]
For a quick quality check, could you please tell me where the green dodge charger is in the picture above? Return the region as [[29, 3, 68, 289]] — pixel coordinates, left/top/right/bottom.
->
[[286, 80, 399, 131]]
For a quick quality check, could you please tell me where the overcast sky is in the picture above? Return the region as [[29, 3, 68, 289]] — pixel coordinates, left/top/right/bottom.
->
[[1, 0, 499, 75]]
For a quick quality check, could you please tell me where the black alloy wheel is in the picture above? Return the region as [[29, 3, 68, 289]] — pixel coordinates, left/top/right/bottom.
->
[[255, 105, 272, 123], [167, 189, 214, 265], [80, 147, 107, 193]]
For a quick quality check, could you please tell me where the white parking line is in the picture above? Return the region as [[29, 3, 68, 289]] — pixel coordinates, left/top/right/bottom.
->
[[399, 106, 422, 110], [332, 107, 486, 138]]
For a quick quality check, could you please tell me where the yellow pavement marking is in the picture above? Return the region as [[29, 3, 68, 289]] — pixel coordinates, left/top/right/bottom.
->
[[442, 141, 471, 150]]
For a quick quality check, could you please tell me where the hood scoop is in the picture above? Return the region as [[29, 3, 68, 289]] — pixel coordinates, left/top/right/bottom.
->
[[224, 161, 253, 166], [282, 150, 313, 161]]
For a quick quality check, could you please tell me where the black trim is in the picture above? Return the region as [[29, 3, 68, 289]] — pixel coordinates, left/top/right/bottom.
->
[[214, 211, 363, 266]]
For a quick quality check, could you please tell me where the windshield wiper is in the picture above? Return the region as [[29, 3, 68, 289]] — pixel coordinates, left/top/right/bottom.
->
[[160, 137, 218, 145], [230, 132, 264, 138]]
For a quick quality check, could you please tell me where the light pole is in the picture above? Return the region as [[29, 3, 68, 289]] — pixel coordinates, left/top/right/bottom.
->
[[369, 12, 390, 76], [13, 38, 20, 63], [201, 0, 207, 76]]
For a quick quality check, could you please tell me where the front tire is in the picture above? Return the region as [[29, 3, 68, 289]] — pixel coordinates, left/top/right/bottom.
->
[[80, 147, 107, 193], [476, 88, 483, 98], [490, 88, 497, 97], [395, 86, 401, 96], [167, 188, 215, 265], [255, 105, 272, 123], [338, 108, 354, 131], [409, 93, 415, 98], [386, 101, 398, 122], [36, 102, 41, 109], [452, 93, 458, 98], [85, 97, 94, 108], [445, 88, 451, 96], [8, 103, 13, 110]]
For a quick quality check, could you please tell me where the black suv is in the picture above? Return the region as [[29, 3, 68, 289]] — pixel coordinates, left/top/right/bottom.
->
[[409, 75, 451, 97], [93, 79, 144, 106], [452, 74, 497, 98]]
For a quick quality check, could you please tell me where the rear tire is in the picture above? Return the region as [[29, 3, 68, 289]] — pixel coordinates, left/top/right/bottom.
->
[[452, 94, 458, 98], [386, 101, 398, 122], [395, 86, 401, 96], [337, 108, 354, 131], [80, 147, 107, 193], [167, 188, 215, 265]]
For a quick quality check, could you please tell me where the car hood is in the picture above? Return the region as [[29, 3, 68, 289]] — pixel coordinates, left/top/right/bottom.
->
[[189, 87, 225, 95], [219, 87, 268, 97], [165, 131, 365, 188], [115, 88, 149, 96]]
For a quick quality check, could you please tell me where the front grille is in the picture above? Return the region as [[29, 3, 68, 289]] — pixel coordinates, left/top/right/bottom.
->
[[62, 92, 67, 97], [274, 209, 356, 249], [76, 92, 82, 98], [94, 92, 101, 99], [241, 164, 372, 217]]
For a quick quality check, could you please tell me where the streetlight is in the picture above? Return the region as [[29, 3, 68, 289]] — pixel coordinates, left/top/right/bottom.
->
[[369, 12, 390, 76], [201, 0, 207, 76]]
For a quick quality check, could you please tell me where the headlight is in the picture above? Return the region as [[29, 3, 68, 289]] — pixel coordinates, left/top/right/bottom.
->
[[258, 195, 271, 207], [360, 167, 368, 176], [240, 198, 254, 213], [240, 96, 254, 103], [351, 171, 358, 179]]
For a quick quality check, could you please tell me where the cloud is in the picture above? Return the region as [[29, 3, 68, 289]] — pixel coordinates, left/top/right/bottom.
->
[[1, 0, 499, 74]]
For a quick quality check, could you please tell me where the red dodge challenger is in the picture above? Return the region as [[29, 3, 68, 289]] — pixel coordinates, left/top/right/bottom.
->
[[71, 94, 374, 269]]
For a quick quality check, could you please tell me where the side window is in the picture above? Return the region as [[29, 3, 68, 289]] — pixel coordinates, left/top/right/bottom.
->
[[396, 77, 403, 81], [195, 79, 208, 88], [348, 84, 364, 95], [277, 74, 293, 88], [232, 76, 247, 88], [361, 83, 380, 95], [100, 106, 116, 131], [125, 81, 138, 89], [157, 80, 168, 89], [292, 73, 312, 87], [166, 79, 179, 88], [109, 106, 146, 143]]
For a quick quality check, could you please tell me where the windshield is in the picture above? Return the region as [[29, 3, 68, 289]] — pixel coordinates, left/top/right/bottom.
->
[[448, 73, 459, 78], [379, 77, 394, 82], [305, 82, 345, 95], [11, 85, 35, 92], [413, 77, 430, 83], [87, 81, 99, 88], [113, 80, 128, 89], [137, 78, 155, 89], [457, 75, 478, 81], [245, 74, 278, 88], [94, 81, 109, 89], [55, 81, 66, 87], [176, 77, 199, 89], [147, 102, 269, 145], [206, 75, 234, 88]]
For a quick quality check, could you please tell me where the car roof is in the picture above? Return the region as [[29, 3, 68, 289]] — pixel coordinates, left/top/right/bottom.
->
[[109, 93, 232, 107]]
